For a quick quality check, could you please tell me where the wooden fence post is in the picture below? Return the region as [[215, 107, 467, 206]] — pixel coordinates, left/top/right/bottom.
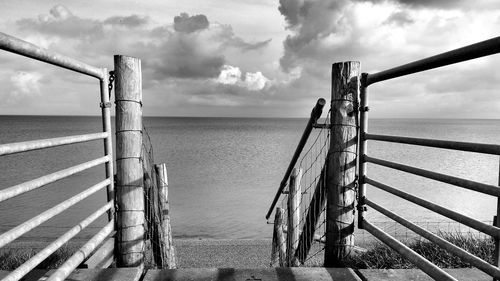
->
[[275, 207, 287, 267], [155, 163, 176, 269], [114, 55, 145, 267], [324, 61, 360, 267], [287, 168, 302, 266]]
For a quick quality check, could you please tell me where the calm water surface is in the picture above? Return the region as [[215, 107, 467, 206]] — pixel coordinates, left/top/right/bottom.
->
[[0, 116, 498, 240]]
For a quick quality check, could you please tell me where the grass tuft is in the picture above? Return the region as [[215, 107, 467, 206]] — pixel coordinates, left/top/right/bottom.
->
[[0, 244, 78, 270], [344, 232, 494, 269]]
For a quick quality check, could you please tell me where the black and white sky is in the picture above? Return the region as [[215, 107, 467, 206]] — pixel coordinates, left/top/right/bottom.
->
[[1, 0, 500, 118]]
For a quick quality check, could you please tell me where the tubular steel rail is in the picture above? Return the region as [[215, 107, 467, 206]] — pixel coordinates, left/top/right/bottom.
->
[[268, 98, 331, 267], [266, 98, 326, 220], [0, 32, 115, 281], [357, 36, 500, 280]]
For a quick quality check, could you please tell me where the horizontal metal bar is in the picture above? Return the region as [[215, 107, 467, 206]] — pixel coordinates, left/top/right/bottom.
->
[[365, 177, 500, 238], [0, 132, 108, 157], [0, 178, 111, 249], [366, 36, 500, 85], [362, 219, 458, 281], [0, 155, 110, 203], [365, 133, 500, 155], [0, 32, 104, 79], [3, 201, 114, 281], [266, 98, 326, 220], [46, 220, 114, 281], [365, 156, 500, 197], [365, 199, 500, 278]]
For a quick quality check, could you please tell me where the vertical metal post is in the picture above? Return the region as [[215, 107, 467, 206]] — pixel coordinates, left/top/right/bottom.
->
[[99, 69, 115, 222], [325, 62, 359, 267], [494, 157, 500, 281], [358, 73, 369, 229], [114, 55, 145, 267]]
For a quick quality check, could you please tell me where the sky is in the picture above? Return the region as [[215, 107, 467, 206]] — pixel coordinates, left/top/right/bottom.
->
[[1, 0, 500, 118]]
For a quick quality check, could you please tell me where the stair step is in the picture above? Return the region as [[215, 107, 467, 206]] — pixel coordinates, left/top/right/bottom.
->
[[143, 267, 361, 281]]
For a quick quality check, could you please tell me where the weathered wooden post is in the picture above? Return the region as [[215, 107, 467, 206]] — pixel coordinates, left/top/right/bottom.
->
[[287, 168, 302, 266], [275, 207, 287, 267], [155, 163, 176, 269], [324, 61, 359, 267], [115, 55, 145, 267]]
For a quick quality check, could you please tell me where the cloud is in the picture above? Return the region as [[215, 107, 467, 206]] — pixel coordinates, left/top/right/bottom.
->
[[7, 71, 42, 103], [17, 5, 103, 39], [354, 0, 465, 9], [174, 13, 209, 33], [13, 7, 271, 81], [104, 15, 150, 28], [278, 0, 352, 72], [383, 11, 414, 26], [215, 65, 269, 91]]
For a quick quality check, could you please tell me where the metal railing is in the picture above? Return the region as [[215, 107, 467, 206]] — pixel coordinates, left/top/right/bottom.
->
[[358, 36, 500, 280], [0, 32, 114, 281], [269, 98, 330, 266]]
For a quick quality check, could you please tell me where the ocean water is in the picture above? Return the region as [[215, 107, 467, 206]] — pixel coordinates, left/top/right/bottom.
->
[[0, 116, 498, 241]]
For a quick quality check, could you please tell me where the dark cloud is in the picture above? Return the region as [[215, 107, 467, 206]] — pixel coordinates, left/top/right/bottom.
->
[[278, 0, 303, 27], [383, 11, 414, 26], [216, 24, 271, 51], [174, 13, 209, 33], [104, 15, 150, 28], [278, 0, 351, 71]]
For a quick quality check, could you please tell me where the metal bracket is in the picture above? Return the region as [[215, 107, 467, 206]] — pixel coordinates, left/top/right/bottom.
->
[[100, 102, 112, 108]]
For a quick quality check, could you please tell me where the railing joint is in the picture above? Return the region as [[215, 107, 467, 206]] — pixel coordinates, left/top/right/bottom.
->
[[100, 102, 112, 108]]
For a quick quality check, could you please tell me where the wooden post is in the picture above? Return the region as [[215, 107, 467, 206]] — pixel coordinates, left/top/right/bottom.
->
[[287, 168, 302, 266], [155, 163, 176, 269], [325, 61, 359, 267], [275, 207, 287, 267], [114, 55, 145, 267]]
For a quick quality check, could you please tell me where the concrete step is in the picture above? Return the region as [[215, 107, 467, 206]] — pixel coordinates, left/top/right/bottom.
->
[[143, 268, 361, 281], [0, 268, 142, 281], [359, 268, 492, 281]]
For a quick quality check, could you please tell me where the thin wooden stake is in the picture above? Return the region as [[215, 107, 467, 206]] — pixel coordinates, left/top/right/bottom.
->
[[155, 163, 177, 269], [275, 207, 286, 267], [287, 168, 302, 266]]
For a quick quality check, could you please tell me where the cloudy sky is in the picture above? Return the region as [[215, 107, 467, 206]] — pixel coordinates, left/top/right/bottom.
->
[[1, 0, 500, 118]]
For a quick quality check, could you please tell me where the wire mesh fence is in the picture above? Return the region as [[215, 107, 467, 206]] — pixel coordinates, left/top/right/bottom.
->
[[141, 125, 176, 269], [271, 109, 331, 267]]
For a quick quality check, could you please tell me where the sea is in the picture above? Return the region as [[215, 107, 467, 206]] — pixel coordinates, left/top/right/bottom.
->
[[0, 116, 498, 242]]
